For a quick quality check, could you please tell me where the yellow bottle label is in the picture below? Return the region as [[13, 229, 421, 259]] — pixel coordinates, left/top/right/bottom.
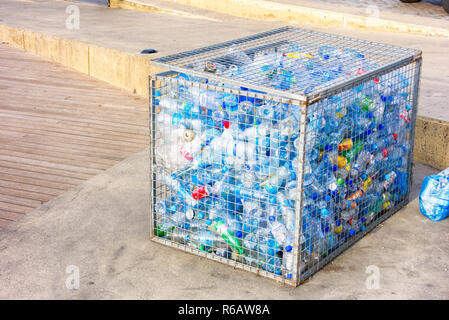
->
[[285, 52, 313, 59], [337, 155, 347, 168]]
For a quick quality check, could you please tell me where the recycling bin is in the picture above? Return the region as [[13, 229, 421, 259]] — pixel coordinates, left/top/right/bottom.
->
[[149, 26, 422, 286]]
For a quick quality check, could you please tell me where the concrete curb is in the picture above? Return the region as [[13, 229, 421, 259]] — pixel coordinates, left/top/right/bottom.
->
[[0, 24, 448, 170], [109, 0, 221, 22], [110, 0, 449, 39], [0, 24, 163, 98]]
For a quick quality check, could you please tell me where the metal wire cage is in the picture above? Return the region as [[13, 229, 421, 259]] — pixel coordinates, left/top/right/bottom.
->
[[149, 26, 422, 286]]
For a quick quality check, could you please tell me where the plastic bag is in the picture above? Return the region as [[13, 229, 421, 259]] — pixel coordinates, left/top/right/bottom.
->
[[419, 168, 449, 222]]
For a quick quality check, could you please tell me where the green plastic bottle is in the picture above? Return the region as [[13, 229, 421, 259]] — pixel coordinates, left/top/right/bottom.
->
[[343, 140, 364, 163], [155, 217, 175, 237], [212, 220, 244, 255]]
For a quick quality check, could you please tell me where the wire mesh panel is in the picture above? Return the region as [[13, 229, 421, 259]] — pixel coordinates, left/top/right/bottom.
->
[[149, 26, 422, 286]]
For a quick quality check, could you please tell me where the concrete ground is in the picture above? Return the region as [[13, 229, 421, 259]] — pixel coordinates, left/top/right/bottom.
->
[[0, 0, 448, 299], [0, 149, 447, 299]]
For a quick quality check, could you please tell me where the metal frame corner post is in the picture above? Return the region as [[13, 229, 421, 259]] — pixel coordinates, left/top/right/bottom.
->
[[149, 75, 156, 240], [293, 101, 309, 286]]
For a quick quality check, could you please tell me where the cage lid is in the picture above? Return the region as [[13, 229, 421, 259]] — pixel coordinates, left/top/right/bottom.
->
[[152, 26, 420, 103]]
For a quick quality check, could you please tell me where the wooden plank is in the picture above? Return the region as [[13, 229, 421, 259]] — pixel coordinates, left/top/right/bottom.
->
[[0, 129, 142, 155], [1, 90, 148, 115], [0, 137, 134, 161], [0, 101, 148, 127], [0, 194, 43, 208], [0, 209, 24, 221], [0, 150, 109, 172], [0, 116, 150, 143], [0, 95, 149, 122], [1, 144, 120, 167], [0, 124, 146, 150], [0, 165, 83, 186], [0, 160, 92, 181], [0, 154, 101, 176], [0, 109, 149, 136], [0, 201, 33, 214], [1, 120, 149, 147], [0, 179, 64, 197], [0, 172, 74, 191], [0, 186, 53, 203]]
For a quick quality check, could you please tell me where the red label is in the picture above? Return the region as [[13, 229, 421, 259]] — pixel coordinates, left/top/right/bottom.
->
[[192, 186, 209, 200], [355, 68, 367, 76], [179, 146, 193, 161]]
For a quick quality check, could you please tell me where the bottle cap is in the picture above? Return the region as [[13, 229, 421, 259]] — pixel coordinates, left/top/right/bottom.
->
[[198, 212, 205, 220], [186, 209, 195, 220], [285, 245, 293, 252], [312, 193, 318, 200], [286, 273, 292, 279], [236, 231, 243, 238], [321, 208, 329, 215], [268, 239, 278, 249], [385, 174, 390, 180], [325, 195, 332, 202], [269, 216, 276, 222], [269, 196, 277, 204], [349, 229, 356, 236], [336, 221, 341, 227], [182, 129, 195, 142]]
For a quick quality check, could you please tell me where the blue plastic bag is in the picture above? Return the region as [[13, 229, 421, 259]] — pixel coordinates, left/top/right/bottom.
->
[[419, 168, 449, 221]]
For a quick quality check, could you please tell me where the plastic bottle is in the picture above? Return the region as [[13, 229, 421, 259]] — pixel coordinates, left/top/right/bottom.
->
[[212, 219, 244, 255], [263, 165, 290, 194], [158, 172, 198, 207], [383, 171, 397, 190], [156, 216, 175, 237], [268, 215, 288, 245]]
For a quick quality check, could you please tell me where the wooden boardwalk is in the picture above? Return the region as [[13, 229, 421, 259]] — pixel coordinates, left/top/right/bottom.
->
[[0, 43, 149, 227]]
